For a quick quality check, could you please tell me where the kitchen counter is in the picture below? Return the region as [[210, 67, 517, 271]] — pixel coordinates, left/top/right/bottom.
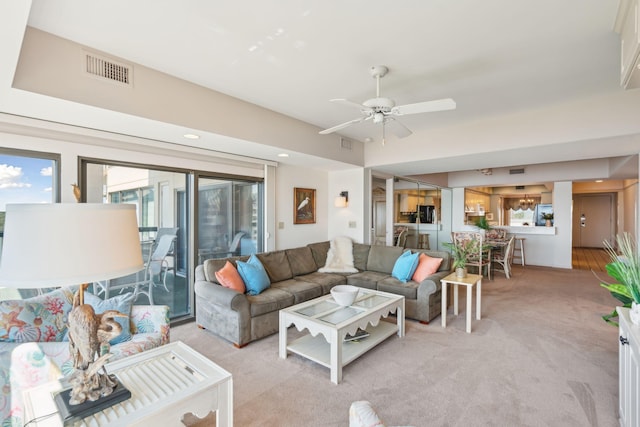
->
[[494, 226, 556, 235]]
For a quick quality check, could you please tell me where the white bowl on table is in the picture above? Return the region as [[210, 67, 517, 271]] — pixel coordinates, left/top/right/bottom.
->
[[331, 285, 359, 306]]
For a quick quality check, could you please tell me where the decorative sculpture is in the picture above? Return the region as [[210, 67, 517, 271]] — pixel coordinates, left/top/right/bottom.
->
[[67, 285, 127, 405]]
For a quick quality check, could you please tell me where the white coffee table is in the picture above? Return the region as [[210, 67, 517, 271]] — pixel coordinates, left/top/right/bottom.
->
[[279, 288, 404, 384], [22, 341, 233, 426]]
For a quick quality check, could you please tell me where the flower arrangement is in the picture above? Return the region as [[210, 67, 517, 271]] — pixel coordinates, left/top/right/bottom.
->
[[601, 232, 640, 325], [541, 212, 554, 220]]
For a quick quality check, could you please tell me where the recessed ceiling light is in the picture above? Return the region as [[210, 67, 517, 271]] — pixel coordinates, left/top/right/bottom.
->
[[278, 153, 289, 158], [183, 133, 200, 139], [595, 180, 603, 183]]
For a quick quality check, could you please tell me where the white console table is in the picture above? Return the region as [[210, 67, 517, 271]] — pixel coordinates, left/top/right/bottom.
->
[[22, 341, 233, 426], [617, 307, 639, 427]]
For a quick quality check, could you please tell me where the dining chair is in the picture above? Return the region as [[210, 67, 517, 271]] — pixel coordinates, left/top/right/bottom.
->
[[452, 231, 491, 280], [395, 229, 408, 248], [492, 236, 516, 279]]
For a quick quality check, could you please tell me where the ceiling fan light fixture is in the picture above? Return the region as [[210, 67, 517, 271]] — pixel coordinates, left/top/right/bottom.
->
[[318, 65, 456, 144]]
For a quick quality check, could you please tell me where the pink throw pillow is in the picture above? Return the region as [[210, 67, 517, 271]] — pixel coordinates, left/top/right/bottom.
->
[[215, 261, 246, 293], [412, 253, 443, 282]]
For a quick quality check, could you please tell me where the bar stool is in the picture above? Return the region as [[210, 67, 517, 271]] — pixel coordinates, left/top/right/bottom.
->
[[512, 237, 526, 266], [418, 234, 430, 250]]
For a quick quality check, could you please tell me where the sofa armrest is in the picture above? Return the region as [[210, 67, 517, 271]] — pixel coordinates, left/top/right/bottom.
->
[[417, 270, 450, 296], [195, 279, 250, 313], [131, 305, 170, 345]]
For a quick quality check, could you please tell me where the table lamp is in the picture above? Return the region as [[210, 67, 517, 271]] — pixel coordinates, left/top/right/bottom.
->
[[0, 203, 144, 421]]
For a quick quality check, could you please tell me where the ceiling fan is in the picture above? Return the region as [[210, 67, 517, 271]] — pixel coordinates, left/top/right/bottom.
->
[[319, 65, 456, 144]]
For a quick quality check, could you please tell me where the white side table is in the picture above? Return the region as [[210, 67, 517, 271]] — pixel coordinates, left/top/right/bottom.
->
[[22, 341, 233, 426], [441, 272, 482, 333]]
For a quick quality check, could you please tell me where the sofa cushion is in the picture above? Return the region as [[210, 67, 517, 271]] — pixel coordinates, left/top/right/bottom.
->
[[366, 245, 404, 274], [347, 271, 390, 290], [377, 276, 419, 299], [391, 250, 420, 283], [237, 254, 271, 296], [353, 243, 371, 271], [203, 255, 248, 283], [412, 253, 444, 282], [285, 247, 318, 276], [307, 241, 330, 269], [272, 278, 323, 304], [257, 250, 294, 282], [295, 272, 347, 293], [83, 292, 135, 345], [415, 250, 452, 272], [0, 288, 74, 343], [247, 287, 295, 317], [215, 261, 246, 293]]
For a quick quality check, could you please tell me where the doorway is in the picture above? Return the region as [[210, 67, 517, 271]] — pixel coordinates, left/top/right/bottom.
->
[[572, 193, 616, 248], [373, 200, 386, 245]]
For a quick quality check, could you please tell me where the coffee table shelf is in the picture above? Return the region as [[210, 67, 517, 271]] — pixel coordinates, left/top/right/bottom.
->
[[287, 320, 398, 367]]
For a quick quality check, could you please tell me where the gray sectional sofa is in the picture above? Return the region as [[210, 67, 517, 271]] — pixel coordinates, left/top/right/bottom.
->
[[194, 241, 451, 347]]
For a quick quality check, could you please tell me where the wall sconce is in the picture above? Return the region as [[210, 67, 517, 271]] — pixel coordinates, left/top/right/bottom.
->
[[334, 191, 348, 207]]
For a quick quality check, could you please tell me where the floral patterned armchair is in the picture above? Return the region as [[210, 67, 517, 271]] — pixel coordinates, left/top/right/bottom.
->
[[0, 288, 170, 427]]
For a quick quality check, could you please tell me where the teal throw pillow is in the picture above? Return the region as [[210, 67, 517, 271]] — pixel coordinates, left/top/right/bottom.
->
[[83, 292, 135, 345], [237, 254, 271, 296], [391, 250, 420, 283]]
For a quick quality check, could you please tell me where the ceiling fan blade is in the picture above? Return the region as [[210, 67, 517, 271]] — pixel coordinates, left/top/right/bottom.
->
[[319, 117, 366, 135], [391, 98, 456, 115], [384, 117, 412, 139], [330, 99, 373, 113]]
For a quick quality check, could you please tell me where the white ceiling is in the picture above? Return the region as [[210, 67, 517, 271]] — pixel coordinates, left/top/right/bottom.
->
[[2, 0, 640, 179]]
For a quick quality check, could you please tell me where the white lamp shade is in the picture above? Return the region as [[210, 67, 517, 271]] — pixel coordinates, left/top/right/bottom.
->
[[334, 196, 347, 208], [0, 203, 144, 288]]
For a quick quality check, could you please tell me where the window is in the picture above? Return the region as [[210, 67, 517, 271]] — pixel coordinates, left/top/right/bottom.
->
[[508, 208, 535, 226], [0, 149, 59, 299]]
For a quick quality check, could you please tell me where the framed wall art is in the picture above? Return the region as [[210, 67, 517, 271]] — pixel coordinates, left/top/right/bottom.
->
[[294, 187, 316, 224]]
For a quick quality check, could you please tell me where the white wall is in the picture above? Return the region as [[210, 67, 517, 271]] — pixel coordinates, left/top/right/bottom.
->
[[273, 164, 328, 249], [327, 169, 365, 242]]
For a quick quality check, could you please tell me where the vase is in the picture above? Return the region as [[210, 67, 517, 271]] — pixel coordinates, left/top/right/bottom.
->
[[630, 302, 640, 326], [545, 219, 552, 227], [455, 267, 467, 278]]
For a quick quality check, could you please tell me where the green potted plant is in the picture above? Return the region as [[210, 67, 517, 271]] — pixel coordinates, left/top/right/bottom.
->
[[443, 240, 471, 278], [475, 216, 490, 231], [541, 212, 554, 227], [601, 232, 640, 326]]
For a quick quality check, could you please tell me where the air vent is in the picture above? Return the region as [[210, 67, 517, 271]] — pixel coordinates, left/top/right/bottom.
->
[[509, 168, 525, 175], [515, 185, 525, 190], [340, 138, 352, 150], [84, 52, 132, 85]]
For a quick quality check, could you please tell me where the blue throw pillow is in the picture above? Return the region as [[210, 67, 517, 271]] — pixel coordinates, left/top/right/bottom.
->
[[237, 254, 271, 295], [83, 292, 135, 345], [391, 250, 420, 283]]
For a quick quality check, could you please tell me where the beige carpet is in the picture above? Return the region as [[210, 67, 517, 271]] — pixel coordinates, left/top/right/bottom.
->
[[177, 265, 620, 427]]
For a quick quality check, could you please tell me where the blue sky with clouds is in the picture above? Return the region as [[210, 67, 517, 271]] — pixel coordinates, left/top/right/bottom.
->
[[0, 154, 54, 210]]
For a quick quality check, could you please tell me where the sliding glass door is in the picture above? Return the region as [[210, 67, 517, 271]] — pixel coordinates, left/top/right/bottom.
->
[[84, 162, 191, 319], [81, 161, 264, 322], [197, 176, 262, 264]]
